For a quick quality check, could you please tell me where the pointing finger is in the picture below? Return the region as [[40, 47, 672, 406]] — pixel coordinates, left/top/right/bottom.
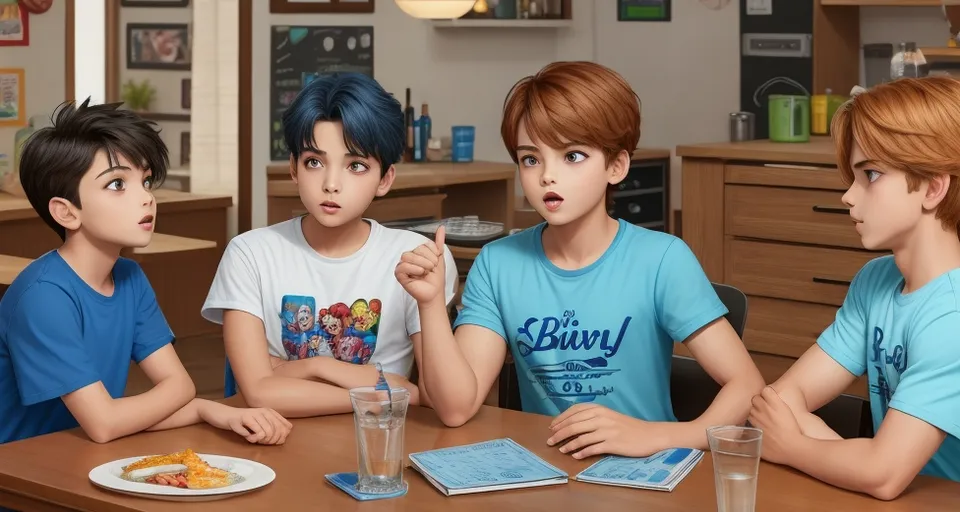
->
[[434, 225, 446, 255]]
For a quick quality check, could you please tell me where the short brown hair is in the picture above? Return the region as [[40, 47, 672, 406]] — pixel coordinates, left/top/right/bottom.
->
[[832, 76, 960, 232], [500, 61, 641, 164]]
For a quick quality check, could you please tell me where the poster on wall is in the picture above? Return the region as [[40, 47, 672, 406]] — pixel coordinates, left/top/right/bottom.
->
[[0, 68, 24, 127], [0, 0, 29, 46], [127, 23, 191, 70], [269, 25, 374, 161], [617, 0, 671, 22], [0, 69, 27, 126]]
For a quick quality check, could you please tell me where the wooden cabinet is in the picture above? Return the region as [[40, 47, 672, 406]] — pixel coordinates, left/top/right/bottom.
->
[[677, 138, 885, 398]]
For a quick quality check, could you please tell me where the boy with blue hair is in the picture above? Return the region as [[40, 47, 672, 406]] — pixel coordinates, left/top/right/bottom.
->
[[395, 61, 765, 458], [749, 77, 960, 499], [0, 100, 292, 447], [202, 73, 458, 416]]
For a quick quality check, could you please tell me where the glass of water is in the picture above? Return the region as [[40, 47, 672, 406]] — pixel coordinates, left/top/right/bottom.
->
[[349, 386, 410, 494], [707, 426, 763, 512]]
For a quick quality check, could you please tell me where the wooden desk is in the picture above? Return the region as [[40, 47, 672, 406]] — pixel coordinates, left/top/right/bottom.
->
[[1, 404, 957, 511], [266, 161, 516, 230], [676, 136, 873, 398], [0, 189, 233, 340], [0, 189, 232, 259]]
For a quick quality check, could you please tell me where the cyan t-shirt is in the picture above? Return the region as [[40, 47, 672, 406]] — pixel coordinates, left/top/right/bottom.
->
[[818, 255, 960, 483], [0, 251, 174, 445], [453, 219, 728, 420]]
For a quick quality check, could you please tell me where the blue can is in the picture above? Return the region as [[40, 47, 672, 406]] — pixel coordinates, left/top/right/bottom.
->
[[451, 125, 475, 163]]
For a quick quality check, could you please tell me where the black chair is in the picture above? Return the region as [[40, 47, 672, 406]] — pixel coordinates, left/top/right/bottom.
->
[[669, 283, 747, 422]]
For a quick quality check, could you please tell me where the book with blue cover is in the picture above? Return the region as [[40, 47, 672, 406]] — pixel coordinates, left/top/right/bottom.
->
[[574, 448, 703, 492], [408, 438, 568, 496]]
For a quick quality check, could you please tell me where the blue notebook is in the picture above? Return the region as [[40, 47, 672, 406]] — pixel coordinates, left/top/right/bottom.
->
[[408, 438, 568, 496], [575, 448, 703, 492]]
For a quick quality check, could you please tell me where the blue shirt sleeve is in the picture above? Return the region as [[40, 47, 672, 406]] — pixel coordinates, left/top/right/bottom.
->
[[6, 282, 101, 406], [816, 263, 872, 377], [654, 238, 728, 342], [452, 247, 507, 341], [130, 264, 174, 363], [888, 311, 960, 440]]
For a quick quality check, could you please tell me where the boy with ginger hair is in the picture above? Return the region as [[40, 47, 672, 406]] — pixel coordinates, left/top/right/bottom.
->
[[395, 61, 764, 459], [749, 76, 960, 499]]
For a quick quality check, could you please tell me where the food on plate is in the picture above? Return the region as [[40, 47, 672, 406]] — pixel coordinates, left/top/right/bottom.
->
[[120, 449, 242, 489]]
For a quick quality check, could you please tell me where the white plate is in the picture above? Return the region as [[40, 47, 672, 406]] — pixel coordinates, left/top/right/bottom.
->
[[88, 454, 276, 500]]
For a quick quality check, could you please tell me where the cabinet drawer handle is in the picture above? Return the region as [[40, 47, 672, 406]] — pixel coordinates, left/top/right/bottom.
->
[[812, 277, 852, 286], [812, 205, 850, 215]]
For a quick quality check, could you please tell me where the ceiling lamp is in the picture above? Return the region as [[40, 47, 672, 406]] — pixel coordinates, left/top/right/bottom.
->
[[395, 0, 477, 20]]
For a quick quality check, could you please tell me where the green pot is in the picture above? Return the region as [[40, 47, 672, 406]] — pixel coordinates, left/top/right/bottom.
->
[[769, 94, 810, 143]]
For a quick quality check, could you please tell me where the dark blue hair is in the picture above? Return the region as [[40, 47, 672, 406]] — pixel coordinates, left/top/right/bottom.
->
[[282, 73, 404, 175]]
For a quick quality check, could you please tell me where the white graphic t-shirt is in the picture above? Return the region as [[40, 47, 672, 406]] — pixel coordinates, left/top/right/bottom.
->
[[201, 217, 458, 377]]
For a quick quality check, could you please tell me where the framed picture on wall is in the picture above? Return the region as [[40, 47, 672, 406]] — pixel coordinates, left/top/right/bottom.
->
[[0, 68, 25, 126], [127, 23, 191, 70], [270, 0, 374, 14], [617, 0, 671, 22], [180, 131, 190, 167], [0, 1, 29, 47], [120, 0, 190, 7], [181, 78, 190, 109]]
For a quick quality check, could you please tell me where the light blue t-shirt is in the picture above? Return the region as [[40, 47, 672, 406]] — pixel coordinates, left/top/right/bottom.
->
[[0, 251, 174, 445], [453, 219, 728, 420], [818, 255, 960, 483]]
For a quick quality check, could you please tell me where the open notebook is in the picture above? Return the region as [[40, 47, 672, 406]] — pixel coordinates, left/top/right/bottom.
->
[[408, 438, 568, 496], [574, 448, 703, 492]]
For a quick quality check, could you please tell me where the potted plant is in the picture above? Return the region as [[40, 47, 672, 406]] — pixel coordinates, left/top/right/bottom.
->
[[120, 79, 157, 113]]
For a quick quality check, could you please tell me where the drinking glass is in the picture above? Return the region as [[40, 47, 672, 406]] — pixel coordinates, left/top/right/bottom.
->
[[707, 426, 763, 512], [349, 386, 410, 494]]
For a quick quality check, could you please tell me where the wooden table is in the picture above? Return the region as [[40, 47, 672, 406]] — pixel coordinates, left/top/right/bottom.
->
[[1, 404, 957, 511], [0, 189, 233, 259]]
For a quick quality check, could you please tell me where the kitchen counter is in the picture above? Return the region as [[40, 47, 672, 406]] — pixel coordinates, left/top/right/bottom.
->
[[677, 137, 870, 399], [676, 136, 838, 166]]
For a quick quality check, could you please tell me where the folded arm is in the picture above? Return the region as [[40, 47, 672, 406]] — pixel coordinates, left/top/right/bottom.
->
[[660, 318, 766, 450], [62, 344, 196, 443], [784, 409, 945, 500], [223, 310, 417, 417], [769, 345, 858, 440]]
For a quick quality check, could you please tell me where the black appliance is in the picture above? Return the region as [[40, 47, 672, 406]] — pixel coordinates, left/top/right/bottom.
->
[[740, 1, 813, 140]]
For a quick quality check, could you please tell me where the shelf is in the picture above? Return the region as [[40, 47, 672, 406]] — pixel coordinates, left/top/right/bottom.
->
[[138, 112, 191, 122], [920, 47, 960, 61], [819, 0, 941, 5], [432, 18, 572, 28]]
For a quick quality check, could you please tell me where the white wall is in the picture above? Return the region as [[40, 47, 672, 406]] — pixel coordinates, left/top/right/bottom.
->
[[0, 1, 66, 161], [250, 0, 742, 228], [861, 7, 948, 48], [120, 5, 192, 169]]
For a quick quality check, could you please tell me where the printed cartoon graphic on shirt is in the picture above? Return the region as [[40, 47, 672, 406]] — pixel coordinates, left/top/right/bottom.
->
[[280, 295, 382, 364], [869, 326, 907, 411], [514, 309, 627, 412]]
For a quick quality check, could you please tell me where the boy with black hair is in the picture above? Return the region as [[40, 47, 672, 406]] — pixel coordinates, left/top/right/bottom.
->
[[0, 99, 292, 446], [201, 73, 458, 417]]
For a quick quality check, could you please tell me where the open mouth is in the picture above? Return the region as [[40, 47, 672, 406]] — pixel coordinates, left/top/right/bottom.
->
[[139, 214, 154, 230], [542, 192, 564, 212]]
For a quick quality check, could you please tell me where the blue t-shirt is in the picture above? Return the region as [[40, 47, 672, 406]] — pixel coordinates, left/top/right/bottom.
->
[[453, 219, 728, 420], [818, 255, 960, 483], [0, 251, 174, 445]]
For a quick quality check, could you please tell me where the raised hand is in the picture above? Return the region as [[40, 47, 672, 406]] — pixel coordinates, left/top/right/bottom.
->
[[395, 225, 447, 305]]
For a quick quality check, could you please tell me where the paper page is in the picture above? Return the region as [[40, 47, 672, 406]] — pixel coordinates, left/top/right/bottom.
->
[[576, 448, 702, 488], [408, 438, 567, 491]]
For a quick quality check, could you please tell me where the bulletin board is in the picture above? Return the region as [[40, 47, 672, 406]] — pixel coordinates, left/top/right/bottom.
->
[[269, 25, 374, 161]]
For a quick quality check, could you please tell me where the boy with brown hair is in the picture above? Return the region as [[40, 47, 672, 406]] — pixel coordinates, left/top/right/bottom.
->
[[395, 61, 764, 459], [749, 76, 960, 499]]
